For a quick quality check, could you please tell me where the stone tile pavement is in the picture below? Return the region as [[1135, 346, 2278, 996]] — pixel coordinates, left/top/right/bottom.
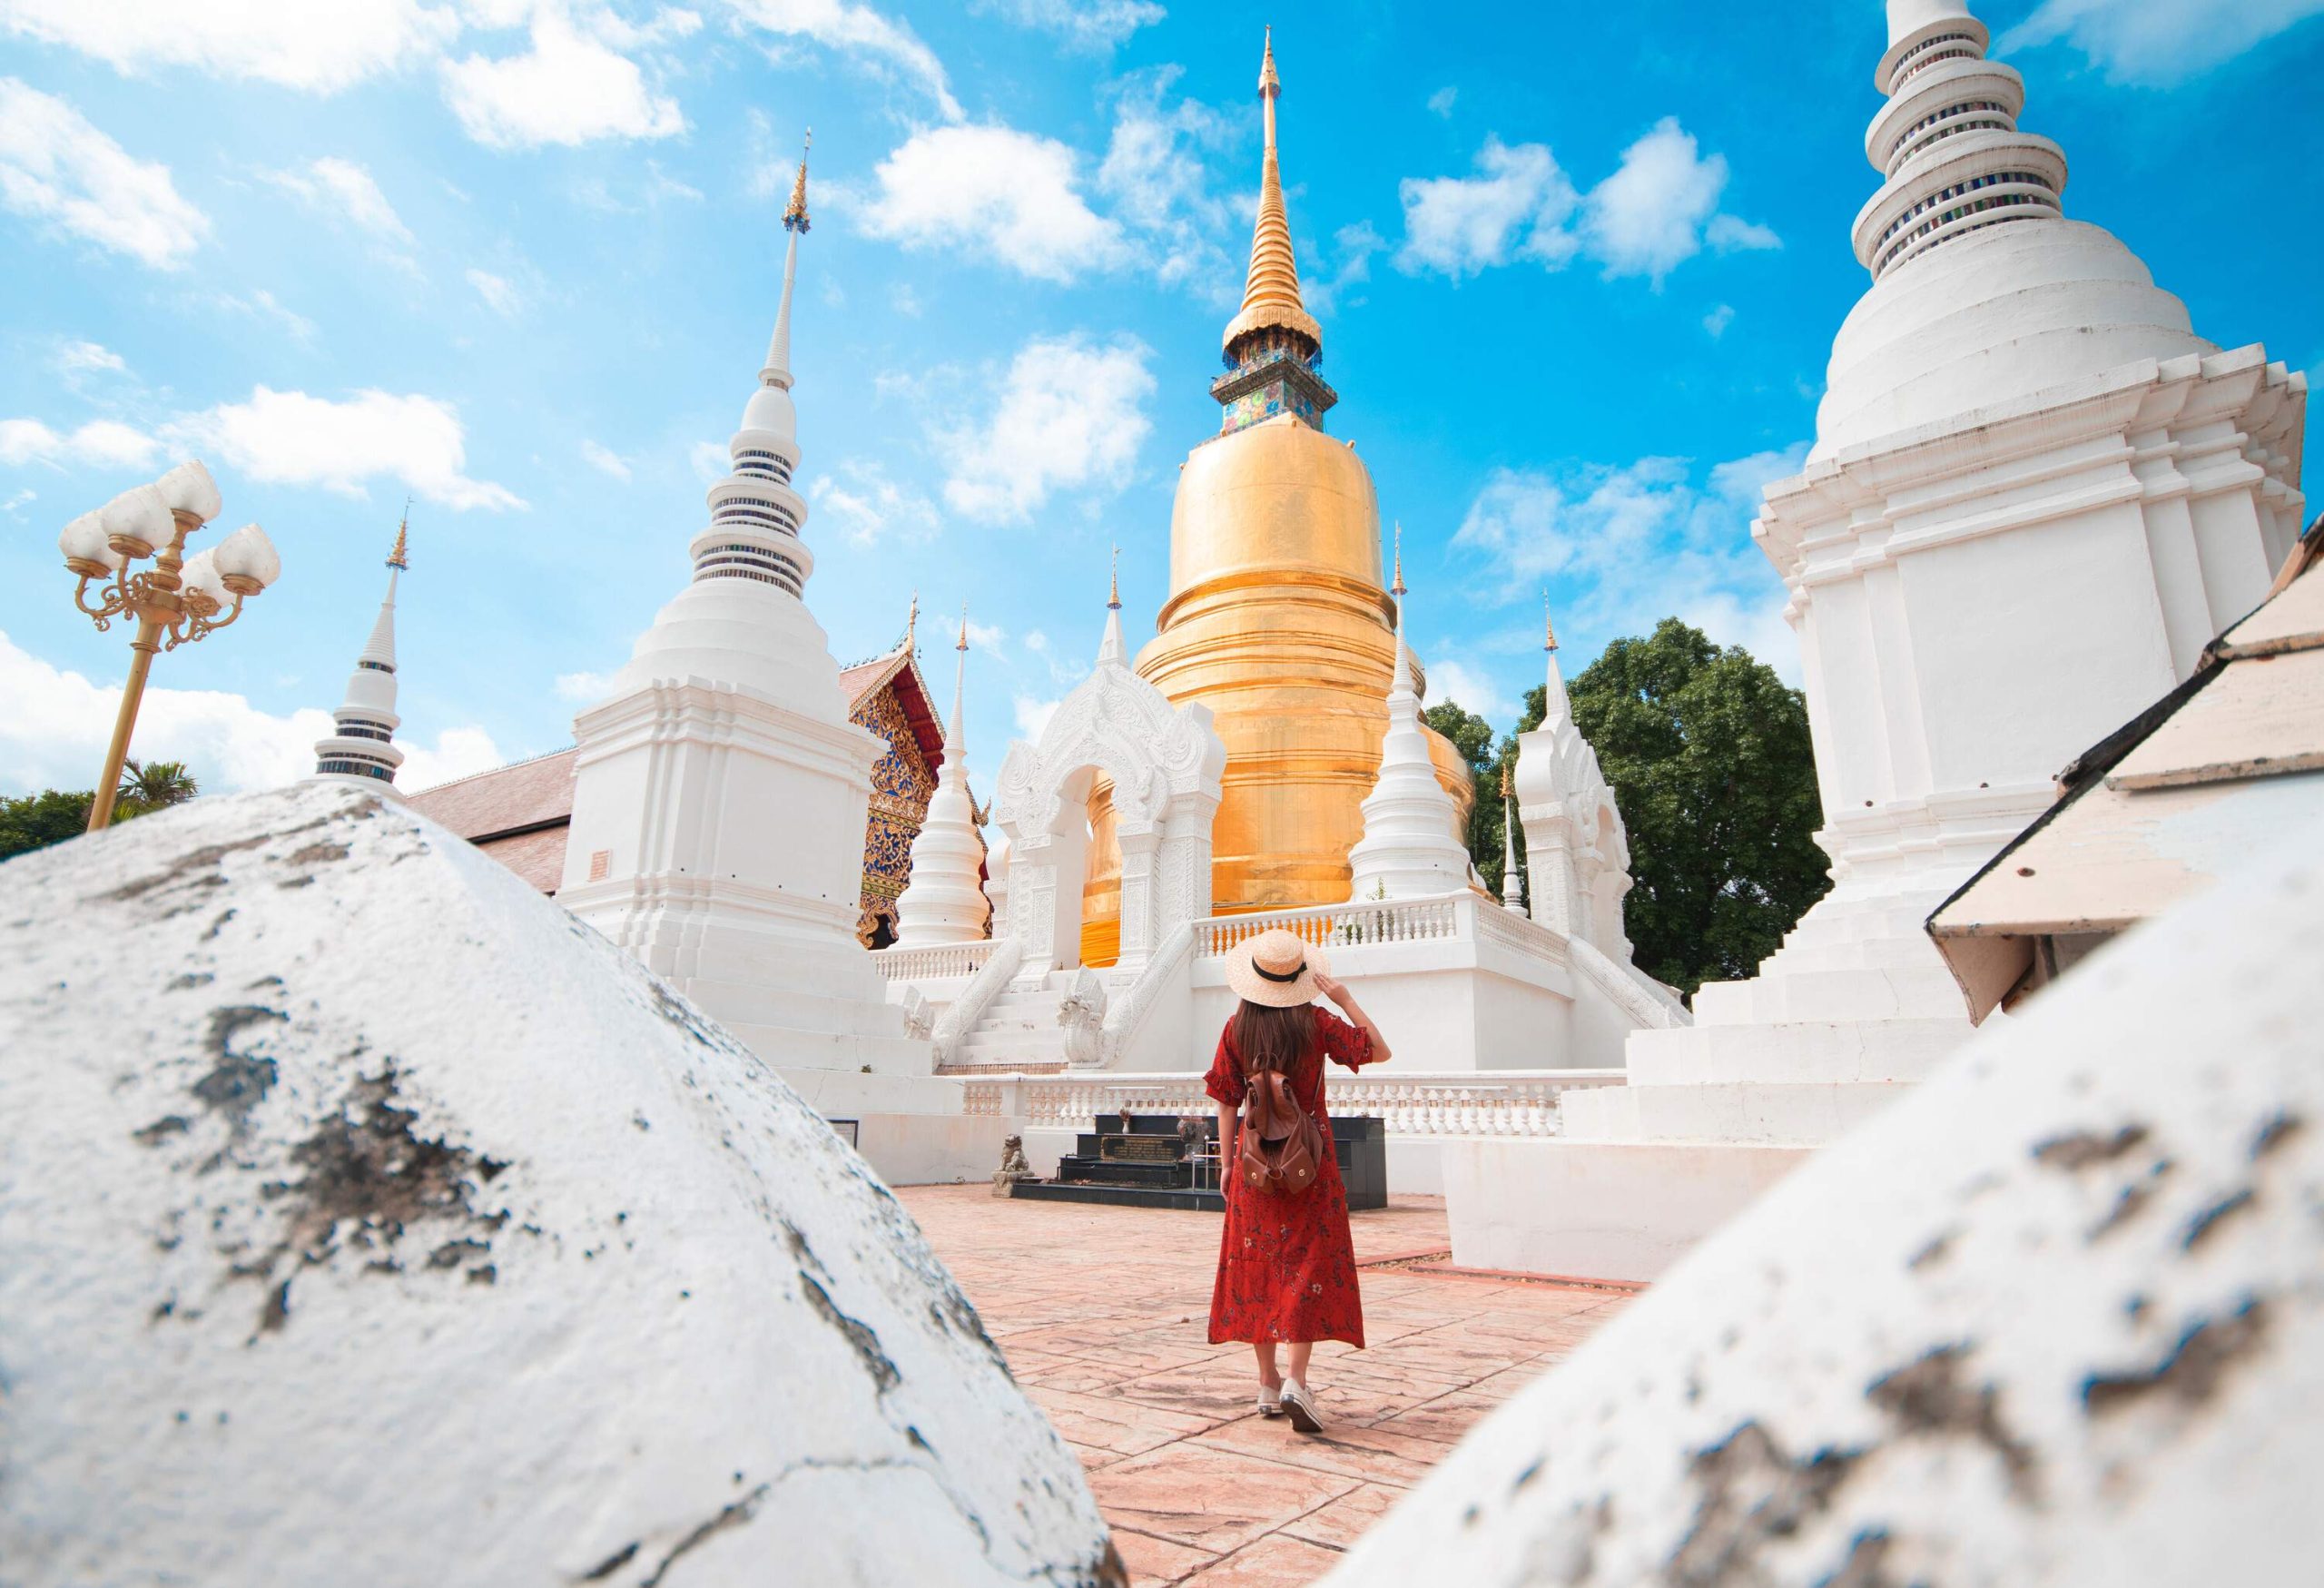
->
[[899, 1188, 1634, 1586]]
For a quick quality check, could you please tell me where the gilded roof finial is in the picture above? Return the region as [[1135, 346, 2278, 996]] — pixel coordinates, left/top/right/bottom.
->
[[1221, 28, 1319, 356], [1391, 522, 1406, 597], [1543, 592, 1559, 653], [387, 498, 410, 570], [1500, 761, 1512, 800], [957, 601, 970, 653], [1108, 544, 1121, 611], [783, 129, 812, 233], [905, 588, 919, 653]]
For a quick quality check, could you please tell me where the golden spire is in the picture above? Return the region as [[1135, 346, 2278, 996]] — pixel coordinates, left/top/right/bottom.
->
[[1391, 521, 1406, 597], [957, 601, 970, 653], [1543, 593, 1558, 653], [1500, 761, 1512, 800], [905, 588, 919, 653], [387, 499, 410, 570], [1108, 544, 1121, 611], [783, 129, 812, 233], [1221, 27, 1321, 355]]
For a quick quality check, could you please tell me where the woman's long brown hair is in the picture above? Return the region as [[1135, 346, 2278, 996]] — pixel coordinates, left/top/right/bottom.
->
[[1232, 1000, 1316, 1077]]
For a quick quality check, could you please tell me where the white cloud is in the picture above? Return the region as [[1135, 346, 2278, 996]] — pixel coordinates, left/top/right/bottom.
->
[[0, 416, 157, 469], [0, 628, 507, 797], [1702, 302, 1735, 339], [1094, 69, 1239, 293], [1303, 222, 1387, 318], [1396, 137, 1578, 278], [857, 124, 1124, 283], [54, 340, 125, 376], [1397, 120, 1777, 285], [972, 0, 1161, 51], [688, 440, 729, 483], [960, 616, 1005, 650], [2001, 0, 2324, 86], [210, 289, 317, 344], [466, 267, 525, 316], [726, 0, 961, 122], [261, 156, 415, 246], [555, 669, 617, 702], [940, 334, 1153, 525], [1422, 656, 1513, 723], [1452, 442, 1811, 680], [442, 4, 684, 150], [0, 0, 458, 93], [812, 462, 939, 546], [169, 386, 524, 510], [399, 725, 507, 793], [1581, 117, 1775, 283], [1012, 693, 1060, 741], [1427, 85, 1458, 119], [2, 487, 34, 513], [579, 439, 631, 481], [0, 79, 209, 268]]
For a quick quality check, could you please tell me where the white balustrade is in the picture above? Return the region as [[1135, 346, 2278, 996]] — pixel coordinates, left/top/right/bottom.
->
[[870, 939, 999, 981], [959, 1069, 1624, 1139], [1195, 894, 1467, 957]]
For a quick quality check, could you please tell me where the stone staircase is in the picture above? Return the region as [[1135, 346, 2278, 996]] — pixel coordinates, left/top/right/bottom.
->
[[936, 973, 1078, 1075]]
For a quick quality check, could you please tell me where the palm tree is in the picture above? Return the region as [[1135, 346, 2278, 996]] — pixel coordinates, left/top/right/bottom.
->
[[116, 759, 200, 817]]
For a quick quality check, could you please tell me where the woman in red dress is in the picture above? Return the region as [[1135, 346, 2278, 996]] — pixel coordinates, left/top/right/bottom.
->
[[1206, 927, 1392, 1435]]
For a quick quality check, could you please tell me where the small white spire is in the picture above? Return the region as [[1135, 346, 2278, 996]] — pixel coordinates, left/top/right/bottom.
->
[[949, 603, 970, 755], [1500, 765, 1524, 910], [1542, 594, 1571, 733], [895, 596, 990, 947], [310, 513, 410, 794], [763, 131, 810, 390], [1098, 548, 1127, 666], [1348, 561, 1471, 902]]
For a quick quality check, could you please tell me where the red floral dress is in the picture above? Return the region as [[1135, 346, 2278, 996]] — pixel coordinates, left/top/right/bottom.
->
[[1206, 1009, 1374, 1347]]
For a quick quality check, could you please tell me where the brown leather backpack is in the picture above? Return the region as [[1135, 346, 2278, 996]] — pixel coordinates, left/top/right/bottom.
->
[[1239, 1066, 1326, 1195]]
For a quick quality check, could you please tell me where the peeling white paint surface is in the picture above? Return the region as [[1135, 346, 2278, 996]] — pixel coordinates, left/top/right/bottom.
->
[[0, 784, 1120, 1588], [1329, 821, 2324, 1585]]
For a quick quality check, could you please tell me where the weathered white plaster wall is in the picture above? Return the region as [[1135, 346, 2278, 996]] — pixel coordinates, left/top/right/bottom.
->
[[1334, 818, 2324, 1585], [0, 784, 1120, 1587]]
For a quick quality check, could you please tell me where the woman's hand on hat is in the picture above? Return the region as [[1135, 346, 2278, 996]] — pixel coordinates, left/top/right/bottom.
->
[[1311, 970, 1348, 1004]]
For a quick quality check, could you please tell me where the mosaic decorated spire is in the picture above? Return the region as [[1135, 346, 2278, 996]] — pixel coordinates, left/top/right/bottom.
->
[[1210, 29, 1337, 436]]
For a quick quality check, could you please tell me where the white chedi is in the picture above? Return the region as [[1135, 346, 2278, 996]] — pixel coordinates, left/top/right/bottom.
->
[[893, 612, 991, 947], [310, 516, 409, 793], [0, 784, 1118, 1587], [1330, 818, 2324, 1587], [1346, 581, 1471, 902]]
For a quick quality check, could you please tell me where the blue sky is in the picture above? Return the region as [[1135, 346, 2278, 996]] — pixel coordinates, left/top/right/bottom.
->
[[3, 0, 2319, 799]]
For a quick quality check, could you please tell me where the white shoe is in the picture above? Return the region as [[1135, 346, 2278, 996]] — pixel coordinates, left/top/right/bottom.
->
[[1256, 1384, 1284, 1417], [1281, 1378, 1324, 1435]]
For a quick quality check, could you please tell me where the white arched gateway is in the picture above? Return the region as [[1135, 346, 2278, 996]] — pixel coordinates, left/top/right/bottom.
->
[[990, 597, 1226, 976]]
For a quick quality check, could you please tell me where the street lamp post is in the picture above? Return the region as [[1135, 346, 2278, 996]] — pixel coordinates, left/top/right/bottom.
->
[[57, 459, 281, 833]]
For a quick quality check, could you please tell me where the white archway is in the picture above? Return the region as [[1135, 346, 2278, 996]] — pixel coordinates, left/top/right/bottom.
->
[[991, 635, 1225, 974]]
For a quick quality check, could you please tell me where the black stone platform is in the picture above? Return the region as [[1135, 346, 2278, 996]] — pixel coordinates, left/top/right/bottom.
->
[[1016, 1112, 1386, 1212]]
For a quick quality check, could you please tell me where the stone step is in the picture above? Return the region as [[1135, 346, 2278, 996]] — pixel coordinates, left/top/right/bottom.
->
[[1694, 962, 1969, 1028], [1624, 1017, 1972, 1087]]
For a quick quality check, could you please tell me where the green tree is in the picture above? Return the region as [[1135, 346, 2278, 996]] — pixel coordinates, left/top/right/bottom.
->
[[117, 758, 200, 816], [1516, 618, 1827, 996], [0, 789, 102, 860], [1421, 699, 1515, 894]]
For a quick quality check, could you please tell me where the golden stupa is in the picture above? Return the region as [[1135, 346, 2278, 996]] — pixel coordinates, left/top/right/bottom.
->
[[1081, 31, 1472, 964]]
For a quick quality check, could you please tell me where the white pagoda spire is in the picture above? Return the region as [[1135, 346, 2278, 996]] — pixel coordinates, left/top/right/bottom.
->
[[1097, 545, 1127, 667], [1499, 764, 1524, 911], [1347, 528, 1471, 902], [894, 606, 992, 946], [1540, 597, 1571, 732], [310, 510, 409, 794]]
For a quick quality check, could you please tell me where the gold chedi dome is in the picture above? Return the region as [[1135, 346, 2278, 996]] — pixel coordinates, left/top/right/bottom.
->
[[1079, 31, 1472, 964]]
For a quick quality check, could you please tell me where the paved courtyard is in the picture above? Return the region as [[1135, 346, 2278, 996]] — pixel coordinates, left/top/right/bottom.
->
[[899, 1187, 1634, 1586]]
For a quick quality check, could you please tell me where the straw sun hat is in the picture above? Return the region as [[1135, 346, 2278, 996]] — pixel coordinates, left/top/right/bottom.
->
[[1223, 927, 1329, 1009]]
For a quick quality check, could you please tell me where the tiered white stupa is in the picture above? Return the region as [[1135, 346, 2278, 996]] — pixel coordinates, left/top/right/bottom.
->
[[557, 143, 963, 1147], [1346, 548, 1472, 902], [892, 610, 991, 946], [308, 515, 409, 793], [1451, 0, 2306, 1281]]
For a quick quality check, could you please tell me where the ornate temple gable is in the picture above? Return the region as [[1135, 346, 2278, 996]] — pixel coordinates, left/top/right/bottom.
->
[[843, 643, 980, 944]]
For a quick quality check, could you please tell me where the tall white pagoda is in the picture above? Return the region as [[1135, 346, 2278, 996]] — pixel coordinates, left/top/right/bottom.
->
[[557, 139, 939, 1099], [891, 609, 991, 946], [1455, 0, 2307, 1281], [1346, 537, 1472, 902], [310, 514, 409, 794]]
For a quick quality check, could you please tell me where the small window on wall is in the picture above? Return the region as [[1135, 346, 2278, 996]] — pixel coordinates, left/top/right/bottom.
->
[[588, 849, 611, 882], [828, 1119, 860, 1149]]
